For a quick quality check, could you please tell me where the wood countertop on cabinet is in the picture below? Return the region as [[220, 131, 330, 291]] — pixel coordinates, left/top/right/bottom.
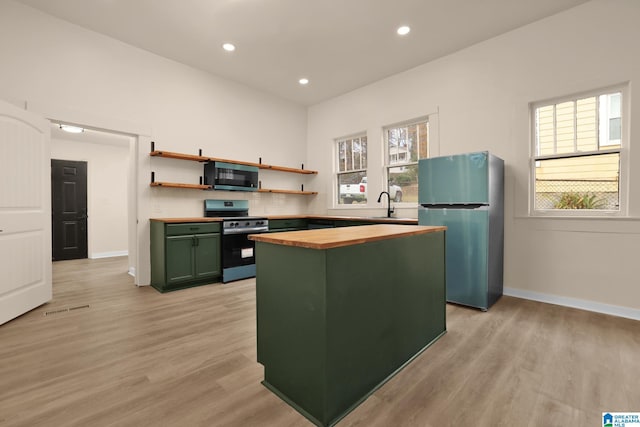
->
[[150, 215, 418, 224], [268, 215, 418, 224], [249, 224, 445, 250], [150, 217, 223, 223]]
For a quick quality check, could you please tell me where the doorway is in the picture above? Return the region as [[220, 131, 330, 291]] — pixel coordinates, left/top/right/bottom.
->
[[38, 108, 148, 285], [49, 124, 133, 269], [51, 159, 88, 261]]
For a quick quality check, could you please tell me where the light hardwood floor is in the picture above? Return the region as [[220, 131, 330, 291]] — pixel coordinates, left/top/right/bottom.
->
[[1, 257, 638, 426]]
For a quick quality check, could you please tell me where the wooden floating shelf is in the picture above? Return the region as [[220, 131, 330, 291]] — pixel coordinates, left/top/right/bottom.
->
[[150, 182, 211, 190], [149, 151, 209, 162], [258, 164, 317, 175], [149, 182, 315, 195], [258, 189, 318, 195], [150, 150, 317, 175]]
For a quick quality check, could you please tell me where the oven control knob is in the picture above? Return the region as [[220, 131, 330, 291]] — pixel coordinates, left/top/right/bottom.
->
[[245, 222, 250, 226]]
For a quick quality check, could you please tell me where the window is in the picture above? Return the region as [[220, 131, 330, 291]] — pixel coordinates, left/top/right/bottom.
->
[[532, 87, 625, 214], [384, 119, 429, 203], [336, 134, 367, 204]]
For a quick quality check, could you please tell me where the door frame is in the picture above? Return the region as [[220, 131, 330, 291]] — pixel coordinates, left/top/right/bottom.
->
[[26, 100, 152, 285]]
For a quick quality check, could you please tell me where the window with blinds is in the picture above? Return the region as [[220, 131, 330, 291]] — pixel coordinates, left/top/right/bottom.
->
[[336, 134, 368, 205], [384, 118, 429, 204], [531, 86, 625, 214]]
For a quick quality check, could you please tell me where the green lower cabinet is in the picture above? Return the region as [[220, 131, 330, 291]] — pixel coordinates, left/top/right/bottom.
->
[[268, 218, 308, 232], [151, 221, 221, 292], [166, 235, 199, 285], [307, 219, 335, 229], [193, 233, 221, 279], [255, 231, 446, 426], [333, 220, 372, 227]]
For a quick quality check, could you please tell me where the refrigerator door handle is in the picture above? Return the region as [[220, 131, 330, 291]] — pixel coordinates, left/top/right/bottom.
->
[[420, 204, 488, 210]]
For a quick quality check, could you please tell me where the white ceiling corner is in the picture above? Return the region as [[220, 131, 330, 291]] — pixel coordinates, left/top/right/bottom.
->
[[15, 0, 591, 106]]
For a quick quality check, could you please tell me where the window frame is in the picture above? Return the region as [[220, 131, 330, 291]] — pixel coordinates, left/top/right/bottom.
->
[[335, 132, 368, 207], [383, 117, 429, 206], [529, 84, 628, 217]]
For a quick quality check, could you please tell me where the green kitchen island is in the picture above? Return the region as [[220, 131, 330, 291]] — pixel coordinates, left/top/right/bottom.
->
[[249, 224, 447, 427]]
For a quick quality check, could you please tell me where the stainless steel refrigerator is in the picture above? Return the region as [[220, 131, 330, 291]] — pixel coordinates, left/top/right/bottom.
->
[[418, 151, 504, 310]]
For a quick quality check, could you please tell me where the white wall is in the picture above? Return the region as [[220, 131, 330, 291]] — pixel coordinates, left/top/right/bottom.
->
[[50, 129, 130, 259], [2, 0, 639, 316], [0, 1, 311, 285], [307, 0, 640, 314]]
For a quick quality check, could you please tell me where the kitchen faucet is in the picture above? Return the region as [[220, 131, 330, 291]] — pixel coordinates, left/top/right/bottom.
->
[[377, 191, 394, 218]]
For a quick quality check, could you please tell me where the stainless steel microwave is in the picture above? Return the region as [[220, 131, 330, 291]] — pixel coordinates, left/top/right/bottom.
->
[[204, 161, 259, 191]]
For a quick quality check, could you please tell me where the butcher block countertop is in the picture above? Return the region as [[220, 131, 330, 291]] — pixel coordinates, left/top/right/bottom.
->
[[249, 224, 446, 250], [150, 217, 223, 223], [150, 215, 418, 224], [269, 215, 418, 224]]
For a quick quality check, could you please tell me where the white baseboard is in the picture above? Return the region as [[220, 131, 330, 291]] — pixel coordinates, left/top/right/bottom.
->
[[504, 287, 640, 321], [90, 250, 128, 259]]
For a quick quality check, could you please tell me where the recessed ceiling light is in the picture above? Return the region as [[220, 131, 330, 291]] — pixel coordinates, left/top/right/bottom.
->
[[222, 43, 236, 52], [299, 78, 309, 85], [397, 26, 411, 36], [59, 124, 84, 133]]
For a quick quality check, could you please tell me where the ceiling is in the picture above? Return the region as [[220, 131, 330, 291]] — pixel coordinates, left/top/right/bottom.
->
[[16, 0, 590, 106]]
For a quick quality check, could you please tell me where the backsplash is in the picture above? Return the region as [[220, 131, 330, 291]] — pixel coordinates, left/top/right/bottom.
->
[[149, 188, 311, 218]]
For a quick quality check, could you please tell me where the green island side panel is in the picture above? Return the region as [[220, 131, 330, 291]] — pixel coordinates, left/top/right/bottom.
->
[[255, 230, 446, 427]]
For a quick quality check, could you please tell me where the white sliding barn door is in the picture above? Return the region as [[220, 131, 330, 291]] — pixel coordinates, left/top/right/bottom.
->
[[0, 100, 51, 325]]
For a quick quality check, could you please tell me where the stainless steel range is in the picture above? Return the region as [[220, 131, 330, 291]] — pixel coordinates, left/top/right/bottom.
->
[[204, 199, 268, 283]]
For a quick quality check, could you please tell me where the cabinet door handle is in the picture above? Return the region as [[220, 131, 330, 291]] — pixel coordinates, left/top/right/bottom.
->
[[190, 227, 199, 231]]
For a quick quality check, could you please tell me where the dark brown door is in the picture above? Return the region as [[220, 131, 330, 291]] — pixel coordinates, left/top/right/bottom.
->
[[51, 159, 88, 261]]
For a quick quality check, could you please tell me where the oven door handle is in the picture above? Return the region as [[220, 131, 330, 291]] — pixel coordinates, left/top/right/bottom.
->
[[223, 228, 269, 235]]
